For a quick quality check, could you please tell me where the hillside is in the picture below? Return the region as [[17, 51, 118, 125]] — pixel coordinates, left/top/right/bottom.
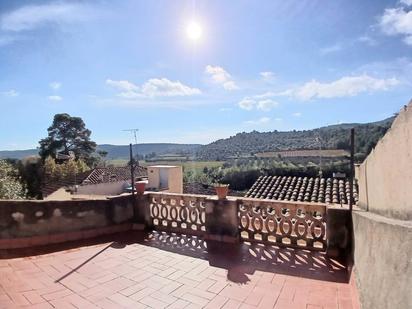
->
[[0, 143, 201, 160], [196, 117, 395, 160], [96, 143, 201, 159], [0, 117, 394, 161]]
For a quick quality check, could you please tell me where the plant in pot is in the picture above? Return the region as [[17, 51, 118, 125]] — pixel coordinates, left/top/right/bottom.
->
[[214, 183, 229, 199], [135, 181, 146, 194]]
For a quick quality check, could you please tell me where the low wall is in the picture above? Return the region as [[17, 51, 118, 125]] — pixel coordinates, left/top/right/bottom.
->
[[357, 102, 412, 220], [0, 194, 134, 249], [0, 191, 351, 257], [76, 181, 126, 196], [352, 209, 412, 309]]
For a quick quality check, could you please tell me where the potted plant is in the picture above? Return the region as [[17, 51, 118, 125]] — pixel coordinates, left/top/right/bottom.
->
[[214, 183, 229, 199], [135, 181, 146, 194]]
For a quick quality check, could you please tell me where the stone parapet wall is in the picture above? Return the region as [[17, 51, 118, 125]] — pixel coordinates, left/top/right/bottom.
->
[[0, 192, 350, 256], [352, 209, 412, 309], [0, 195, 134, 249], [357, 101, 412, 220]]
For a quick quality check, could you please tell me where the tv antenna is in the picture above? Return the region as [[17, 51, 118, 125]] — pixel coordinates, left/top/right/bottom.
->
[[123, 129, 139, 145]]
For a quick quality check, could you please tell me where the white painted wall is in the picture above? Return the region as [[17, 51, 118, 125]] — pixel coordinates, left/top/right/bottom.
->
[[147, 165, 183, 193], [76, 181, 127, 196]]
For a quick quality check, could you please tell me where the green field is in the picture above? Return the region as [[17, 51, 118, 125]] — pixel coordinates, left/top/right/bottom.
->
[[107, 159, 224, 172]]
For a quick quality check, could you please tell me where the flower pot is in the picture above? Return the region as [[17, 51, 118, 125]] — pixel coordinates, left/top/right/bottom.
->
[[214, 184, 229, 199], [135, 181, 146, 194]]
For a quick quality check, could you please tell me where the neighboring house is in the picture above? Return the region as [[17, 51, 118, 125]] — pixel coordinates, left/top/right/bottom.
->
[[245, 175, 358, 205], [147, 165, 183, 193], [43, 166, 147, 200], [41, 171, 91, 199]]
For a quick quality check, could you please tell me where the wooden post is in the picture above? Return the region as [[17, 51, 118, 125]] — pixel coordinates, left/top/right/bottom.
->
[[349, 128, 355, 211], [129, 143, 135, 197]]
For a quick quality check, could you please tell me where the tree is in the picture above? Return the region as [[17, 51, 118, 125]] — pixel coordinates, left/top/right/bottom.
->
[[39, 113, 96, 164], [17, 156, 43, 199], [43, 156, 89, 179], [0, 160, 25, 199]]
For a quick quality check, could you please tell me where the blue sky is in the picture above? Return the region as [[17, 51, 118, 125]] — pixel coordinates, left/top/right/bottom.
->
[[0, 0, 411, 149]]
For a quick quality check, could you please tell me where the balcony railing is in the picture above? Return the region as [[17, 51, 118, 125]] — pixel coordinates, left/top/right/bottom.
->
[[1, 192, 350, 255], [238, 198, 326, 250], [141, 192, 328, 251], [148, 193, 207, 236]]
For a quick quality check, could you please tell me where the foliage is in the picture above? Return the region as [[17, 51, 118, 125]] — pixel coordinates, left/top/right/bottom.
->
[[0, 159, 25, 199], [17, 156, 43, 199], [183, 157, 352, 191], [39, 113, 97, 164], [196, 117, 394, 161], [43, 156, 89, 179]]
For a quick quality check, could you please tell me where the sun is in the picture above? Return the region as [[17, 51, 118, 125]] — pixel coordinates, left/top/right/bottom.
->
[[186, 21, 202, 41]]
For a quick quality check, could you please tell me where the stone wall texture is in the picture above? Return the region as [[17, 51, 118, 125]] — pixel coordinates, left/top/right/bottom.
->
[[0, 195, 134, 248], [357, 101, 412, 220], [354, 100, 412, 309], [352, 211, 412, 309]]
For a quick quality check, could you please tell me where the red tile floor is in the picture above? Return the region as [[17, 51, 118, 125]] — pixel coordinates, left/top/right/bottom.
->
[[0, 231, 360, 308]]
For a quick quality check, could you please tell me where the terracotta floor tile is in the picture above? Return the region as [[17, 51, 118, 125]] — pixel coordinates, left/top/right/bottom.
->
[[222, 299, 242, 309], [23, 290, 46, 305], [180, 292, 210, 306], [108, 292, 142, 308], [140, 295, 169, 308], [0, 231, 359, 309], [204, 295, 229, 309], [167, 299, 191, 309]]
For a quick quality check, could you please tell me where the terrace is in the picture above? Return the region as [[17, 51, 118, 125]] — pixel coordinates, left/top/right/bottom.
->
[[0, 192, 358, 308], [1, 102, 411, 308]]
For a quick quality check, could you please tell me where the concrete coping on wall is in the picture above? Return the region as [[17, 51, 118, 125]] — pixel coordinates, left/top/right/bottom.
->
[[0, 194, 135, 250], [353, 207, 412, 228], [0, 192, 354, 251]]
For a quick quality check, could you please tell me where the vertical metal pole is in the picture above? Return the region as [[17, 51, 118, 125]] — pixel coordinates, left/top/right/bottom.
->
[[133, 131, 139, 166], [349, 128, 355, 211], [129, 143, 135, 197]]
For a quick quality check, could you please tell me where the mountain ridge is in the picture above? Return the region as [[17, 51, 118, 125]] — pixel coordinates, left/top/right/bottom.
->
[[0, 116, 395, 160]]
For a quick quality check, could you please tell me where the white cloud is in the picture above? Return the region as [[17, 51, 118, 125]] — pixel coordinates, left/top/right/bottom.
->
[[205, 65, 238, 90], [106, 78, 201, 98], [238, 97, 279, 111], [106, 79, 138, 92], [49, 81, 61, 90], [290, 74, 399, 101], [292, 112, 302, 117], [379, 7, 412, 46], [48, 95, 62, 101], [320, 43, 342, 55], [238, 98, 255, 110], [2, 89, 19, 97], [401, 0, 412, 6], [260, 71, 275, 81], [245, 117, 271, 125], [0, 2, 95, 32], [256, 99, 279, 111], [141, 78, 201, 97], [358, 35, 378, 46]]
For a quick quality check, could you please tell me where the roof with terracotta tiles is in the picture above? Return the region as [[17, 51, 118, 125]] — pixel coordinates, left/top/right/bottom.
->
[[41, 171, 92, 197], [82, 166, 147, 185], [245, 175, 358, 205], [42, 166, 147, 197]]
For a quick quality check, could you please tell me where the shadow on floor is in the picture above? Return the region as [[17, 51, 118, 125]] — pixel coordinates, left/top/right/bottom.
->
[[0, 229, 349, 284], [142, 230, 349, 284]]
